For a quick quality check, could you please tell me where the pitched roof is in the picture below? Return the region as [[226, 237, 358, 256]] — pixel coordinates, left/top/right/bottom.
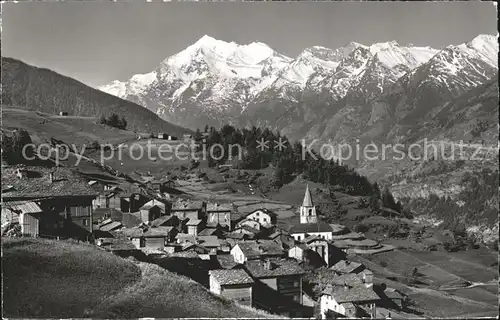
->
[[210, 269, 254, 286], [302, 184, 314, 207], [93, 208, 123, 221], [122, 226, 173, 238], [197, 235, 220, 248], [150, 214, 178, 227], [206, 202, 232, 212], [198, 228, 217, 236], [175, 233, 197, 243], [289, 221, 333, 234], [384, 288, 406, 299], [1, 165, 98, 198], [1, 200, 42, 214], [268, 231, 282, 239], [244, 258, 306, 278], [172, 199, 205, 210], [216, 254, 240, 269], [242, 208, 278, 219], [330, 260, 365, 274], [140, 199, 167, 211], [186, 218, 202, 226], [303, 234, 327, 244], [235, 225, 260, 235], [328, 285, 380, 303], [100, 221, 123, 232], [225, 232, 247, 240], [235, 240, 284, 258]]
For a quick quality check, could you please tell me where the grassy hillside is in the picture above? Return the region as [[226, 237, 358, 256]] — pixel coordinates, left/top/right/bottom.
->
[[2, 238, 276, 318], [2, 108, 137, 146], [1, 57, 190, 136]]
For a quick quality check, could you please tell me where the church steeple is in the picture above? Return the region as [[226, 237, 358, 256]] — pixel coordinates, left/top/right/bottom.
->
[[302, 184, 314, 207], [300, 184, 317, 224]]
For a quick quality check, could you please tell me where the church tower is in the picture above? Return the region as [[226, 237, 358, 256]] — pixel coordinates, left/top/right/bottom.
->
[[300, 184, 317, 224]]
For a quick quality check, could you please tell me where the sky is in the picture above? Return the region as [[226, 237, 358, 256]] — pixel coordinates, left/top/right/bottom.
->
[[2, 1, 497, 88]]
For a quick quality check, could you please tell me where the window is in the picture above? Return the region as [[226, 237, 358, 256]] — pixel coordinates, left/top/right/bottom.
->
[[82, 219, 89, 226], [293, 295, 300, 302]]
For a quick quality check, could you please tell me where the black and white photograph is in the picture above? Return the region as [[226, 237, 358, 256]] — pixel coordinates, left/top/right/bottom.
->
[[1, 1, 498, 319]]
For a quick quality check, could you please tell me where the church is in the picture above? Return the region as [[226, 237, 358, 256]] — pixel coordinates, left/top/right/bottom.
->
[[289, 184, 334, 241]]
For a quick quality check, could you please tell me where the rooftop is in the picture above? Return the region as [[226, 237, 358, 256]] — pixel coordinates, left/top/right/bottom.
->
[[197, 235, 220, 248], [236, 240, 284, 258], [186, 218, 202, 226], [235, 225, 260, 235], [209, 269, 254, 286], [216, 254, 240, 269], [330, 260, 365, 274], [140, 199, 167, 211], [1, 165, 98, 199], [99, 221, 123, 232], [303, 234, 328, 244], [172, 199, 205, 210], [244, 258, 306, 278], [206, 202, 232, 212], [150, 214, 178, 227], [289, 221, 333, 234], [121, 226, 173, 238], [198, 228, 217, 236], [1, 200, 42, 214], [323, 284, 380, 303], [242, 208, 278, 219]]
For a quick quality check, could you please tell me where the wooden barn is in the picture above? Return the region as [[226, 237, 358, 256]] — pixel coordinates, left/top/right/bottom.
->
[[1, 165, 99, 240], [2, 200, 43, 237], [120, 192, 149, 213], [209, 269, 254, 306], [139, 199, 168, 223]]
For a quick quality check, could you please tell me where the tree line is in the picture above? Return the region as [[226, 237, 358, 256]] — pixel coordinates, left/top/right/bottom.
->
[[195, 124, 402, 209], [399, 168, 498, 232], [99, 113, 128, 130]]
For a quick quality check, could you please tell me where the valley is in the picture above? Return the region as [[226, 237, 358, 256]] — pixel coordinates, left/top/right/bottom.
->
[[1, 5, 498, 318]]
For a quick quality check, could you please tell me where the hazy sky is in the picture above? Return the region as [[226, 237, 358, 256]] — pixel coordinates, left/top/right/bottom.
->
[[2, 1, 497, 88]]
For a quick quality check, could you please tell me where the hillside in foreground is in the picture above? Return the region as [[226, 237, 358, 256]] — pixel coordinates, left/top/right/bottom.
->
[[2, 238, 275, 318], [1, 57, 191, 136]]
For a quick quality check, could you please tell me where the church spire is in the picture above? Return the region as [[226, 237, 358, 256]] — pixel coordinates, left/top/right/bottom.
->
[[302, 184, 314, 207]]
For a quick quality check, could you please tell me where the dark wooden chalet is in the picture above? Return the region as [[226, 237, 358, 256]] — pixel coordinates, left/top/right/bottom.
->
[[1, 165, 98, 240]]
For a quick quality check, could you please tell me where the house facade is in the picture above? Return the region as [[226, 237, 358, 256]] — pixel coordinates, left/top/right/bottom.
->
[[230, 240, 285, 264], [244, 258, 307, 317], [240, 208, 277, 227], [209, 269, 254, 306], [171, 199, 206, 221], [206, 203, 232, 230], [320, 284, 381, 319]]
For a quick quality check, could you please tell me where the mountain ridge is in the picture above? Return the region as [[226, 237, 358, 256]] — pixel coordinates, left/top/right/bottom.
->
[[2, 57, 192, 136]]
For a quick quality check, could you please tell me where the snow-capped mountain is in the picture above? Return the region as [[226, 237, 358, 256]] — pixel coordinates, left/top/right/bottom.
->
[[99, 34, 498, 134]]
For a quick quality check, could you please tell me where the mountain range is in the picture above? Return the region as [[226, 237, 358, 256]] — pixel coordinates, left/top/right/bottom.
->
[[99, 34, 498, 235], [99, 34, 498, 146]]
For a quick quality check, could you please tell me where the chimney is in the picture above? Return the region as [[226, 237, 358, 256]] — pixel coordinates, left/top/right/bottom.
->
[[343, 281, 349, 291]]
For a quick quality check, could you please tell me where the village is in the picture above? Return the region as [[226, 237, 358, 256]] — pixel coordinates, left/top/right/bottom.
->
[[1, 158, 415, 319]]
